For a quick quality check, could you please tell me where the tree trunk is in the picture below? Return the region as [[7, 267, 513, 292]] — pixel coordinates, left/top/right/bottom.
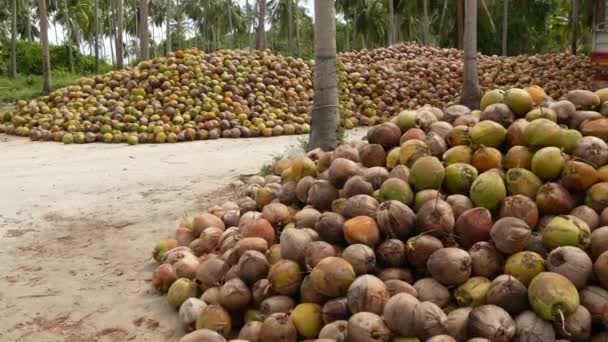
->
[[247, 0, 254, 49], [63, 0, 74, 73], [108, 0, 115, 65], [116, 0, 124, 68], [256, 0, 266, 50], [438, 0, 449, 45], [139, 0, 149, 60], [26, 0, 32, 41], [502, 0, 508, 56], [460, 0, 482, 109], [40, 0, 52, 94], [388, 0, 395, 45], [10, 0, 17, 78], [166, 0, 172, 53], [94, 0, 100, 73], [295, 4, 301, 56], [422, 0, 430, 45], [572, 0, 578, 54], [309, 0, 338, 151], [361, 35, 367, 49], [288, 0, 294, 55], [345, 21, 350, 50], [457, 0, 464, 49], [227, 0, 235, 48]]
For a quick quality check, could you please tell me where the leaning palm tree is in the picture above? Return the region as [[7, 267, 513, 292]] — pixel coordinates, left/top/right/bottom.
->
[[10, 0, 17, 78], [40, 0, 52, 94], [460, 0, 482, 109], [139, 0, 149, 59], [308, 0, 338, 151]]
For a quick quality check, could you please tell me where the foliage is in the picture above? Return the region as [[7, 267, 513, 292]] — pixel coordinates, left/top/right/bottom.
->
[[0, 70, 85, 102]]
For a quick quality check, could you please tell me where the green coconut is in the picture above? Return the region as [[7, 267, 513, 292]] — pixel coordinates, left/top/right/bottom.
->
[[504, 251, 546, 286], [379, 178, 414, 206], [470, 120, 507, 149], [525, 108, 557, 122], [523, 118, 562, 148], [168, 278, 199, 308], [443, 145, 473, 165], [543, 215, 591, 250], [470, 170, 507, 210], [595, 88, 608, 103], [409, 156, 445, 191], [447, 125, 472, 146], [290, 303, 323, 338], [62, 133, 74, 144], [445, 163, 479, 194], [454, 277, 492, 307], [503, 146, 533, 170], [528, 272, 580, 321], [310, 257, 356, 298], [505, 168, 543, 199], [585, 182, 608, 213], [480, 89, 505, 111], [395, 110, 418, 133], [530, 147, 565, 181], [414, 190, 442, 212], [504, 88, 534, 116], [153, 239, 179, 262], [386, 147, 401, 169], [127, 135, 139, 145], [558, 129, 583, 153], [399, 140, 430, 168]]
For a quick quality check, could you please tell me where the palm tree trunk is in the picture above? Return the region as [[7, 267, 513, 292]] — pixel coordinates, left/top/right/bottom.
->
[[116, 0, 124, 68], [460, 0, 482, 109], [39, 0, 52, 94], [457, 0, 464, 49], [247, 0, 254, 49], [309, 0, 339, 151], [108, 0, 115, 65], [502, 0, 508, 56], [26, 0, 32, 41], [571, 0, 578, 54], [140, 0, 149, 59], [388, 0, 395, 45], [438, 0, 448, 45], [288, 0, 294, 55], [227, 0, 235, 48], [295, 4, 301, 56], [10, 0, 17, 79], [151, 23, 156, 57], [256, 0, 266, 50], [422, 0, 430, 45], [345, 21, 350, 50], [166, 0, 172, 53], [62, 0, 74, 73], [361, 35, 367, 49], [94, 0, 100, 73]]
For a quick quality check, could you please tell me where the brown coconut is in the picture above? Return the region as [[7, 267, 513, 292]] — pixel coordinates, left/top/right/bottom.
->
[[347, 312, 391, 342], [491, 217, 531, 254], [469, 242, 504, 279], [536, 182, 576, 215], [347, 275, 390, 315], [591, 226, 608, 259], [385, 279, 418, 298], [342, 244, 376, 275], [376, 239, 406, 267], [499, 195, 539, 229], [382, 293, 419, 337], [486, 275, 529, 315], [405, 235, 444, 268], [342, 194, 379, 219], [580, 286, 608, 323], [307, 180, 340, 212], [546, 246, 593, 289], [414, 278, 451, 308], [416, 199, 455, 237], [314, 212, 345, 244], [467, 305, 516, 341], [322, 297, 350, 324], [376, 200, 416, 239], [414, 301, 449, 339], [446, 194, 474, 220], [454, 207, 493, 250], [363, 166, 391, 189], [427, 247, 472, 286], [258, 313, 297, 342], [343, 176, 374, 198]]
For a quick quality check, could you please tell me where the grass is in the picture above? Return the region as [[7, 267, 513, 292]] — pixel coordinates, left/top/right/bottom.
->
[[0, 71, 87, 103]]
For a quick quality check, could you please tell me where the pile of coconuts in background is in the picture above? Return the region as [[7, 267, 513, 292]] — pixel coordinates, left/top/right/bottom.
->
[[0, 43, 594, 145], [150, 85, 608, 342]]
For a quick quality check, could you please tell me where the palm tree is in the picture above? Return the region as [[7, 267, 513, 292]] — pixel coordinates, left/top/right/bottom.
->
[[287, 0, 293, 54], [388, 0, 395, 45], [140, 0, 149, 59], [309, 0, 338, 151], [256, 0, 266, 49], [502, 0, 508, 55], [116, 0, 124, 67], [422, 0, 429, 44], [457, 0, 463, 49], [10, 0, 17, 78], [40, 0, 52, 94], [94, 0, 100, 72], [166, 0, 171, 53], [460, 0, 481, 109]]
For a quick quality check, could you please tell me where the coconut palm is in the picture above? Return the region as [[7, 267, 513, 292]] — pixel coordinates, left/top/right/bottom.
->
[[116, 0, 124, 67], [388, 0, 395, 45], [309, 0, 338, 151], [460, 0, 482, 109], [93, 0, 100, 72], [139, 0, 149, 59], [256, 0, 266, 49], [39, 0, 52, 93], [10, 0, 17, 78]]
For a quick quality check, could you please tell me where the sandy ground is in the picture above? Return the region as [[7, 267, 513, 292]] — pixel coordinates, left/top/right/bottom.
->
[[0, 129, 365, 342]]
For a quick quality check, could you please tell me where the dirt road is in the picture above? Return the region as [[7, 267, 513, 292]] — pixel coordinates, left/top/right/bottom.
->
[[0, 130, 365, 341]]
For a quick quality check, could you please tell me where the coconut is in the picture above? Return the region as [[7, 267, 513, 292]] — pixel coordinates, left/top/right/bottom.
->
[[566, 89, 601, 110], [425, 132, 448, 158], [377, 267, 413, 283], [300, 274, 329, 304], [222, 210, 240, 228], [295, 208, 321, 229], [514, 310, 556, 342], [427, 247, 472, 286], [444, 163, 478, 195], [467, 305, 516, 341], [153, 239, 180, 262], [546, 246, 593, 289], [414, 301, 449, 339], [581, 117, 608, 140], [175, 227, 196, 247], [239, 211, 264, 229], [409, 156, 445, 191], [549, 100, 577, 122], [444, 104, 471, 123], [364, 166, 391, 188], [260, 295, 296, 316], [242, 219, 275, 247], [470, 170, 506, 210], [591, 226, 608, 259], [343, 176, 374, 198], [347, 275, 390, 315], [347, 312, 391, 342], [401, 128, 426, 143], [445, 307, 472, 342], [262, 203, 291, 227], [266, 244, 282, 265], [342, 194, 379, 219], [454, 277, 491, 307], [486, 275, 529, 315], [470, 120, 507, 149], [526, 107, 558, 122], [314, 212, 345, 244], [524, 118, 562, 148], [543, 215, 591, 250], [499, 195, 539, 229], [219, 277, 251, 311], [559, 128, 583, 152], [447, 125, 472, 146], [414, 189, 444, 211], [530, 147, 565, 181], [198, 227, 224, 254], [385, 147, 402, 170], [414, 278, 451, 308], [318, 320, 348, 341], [304, 241, 336, 269], [504, 251, 546, 286], [343, 216, 380, 246], [376, 200, 416, 239], [342, 244, 376, 275], [290, 303, 323, 338], [239, 321, 263, 342], [360, 144, 387, 168], [307, 180, 340, 212], [536, 183, 577, 216], [152, 263, 178, 292], [405, 235, 444, 269], [202, 286, 221, 305], [383, 293, 419, 337], [572, 136, 608, 167], [230, 237, 269, 263], [595, 251, 608, 288], [280, 228, 312, 264], [503, 146, 532, 170], [258, 313, 297, 342], [491, 217, 531, 254], [237, 250, 270, 285], [267, 259, 302, 296], [570, 205, 600, 231], [454, 207, 493, 249], [385, 279, 418, 297], [528, 272, 580, 321], [368, 122, 402, 149], [328, 158, 360, 189], [196, 257, 229, 287], [415, 199, 455, 237], [580, 286, 608, 323], [505, 118, 528, 146], [174, 253, 200, 280], [310, 257, 356, 298], [167, 278, 199, 309], [446, 194, 474, 219], [296, 176, 316, 203], [400, 140, 430, 168], [469, 242, 504, 279], [554, 305, 592, 342], [586, 182, 608, 213], [472, 147, 502, 173], [430, 121, 454, 139], [378, 178, 414, 206], [322, 297, 350, 324], [480, 103, 515, 127], [179, 329, 227, 342], [443, 146, 473, 165], [504, 88, 534, 115], [505, 168, 543, 199], [376, 239, 406, 267]]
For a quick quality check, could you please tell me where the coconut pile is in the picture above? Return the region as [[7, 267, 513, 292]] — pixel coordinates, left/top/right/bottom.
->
[[0, 43, 594, 145], [149, 86, 608, 342]]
